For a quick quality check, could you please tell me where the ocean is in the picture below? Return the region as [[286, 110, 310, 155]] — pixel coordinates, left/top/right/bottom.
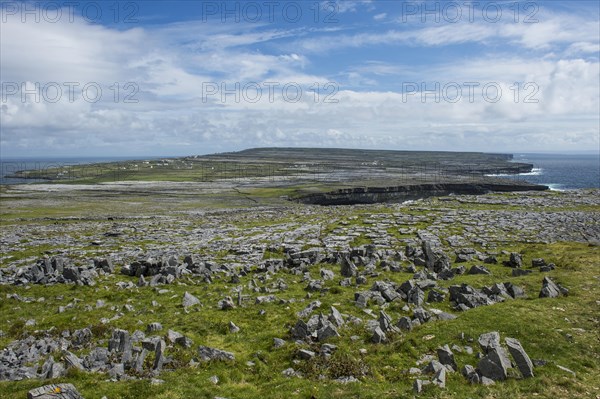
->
[[507, 153, 599, 190], [0, 153, 598, 190]]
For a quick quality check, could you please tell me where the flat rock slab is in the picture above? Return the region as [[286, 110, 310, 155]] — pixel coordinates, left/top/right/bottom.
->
[[28, 383, 84, 399]]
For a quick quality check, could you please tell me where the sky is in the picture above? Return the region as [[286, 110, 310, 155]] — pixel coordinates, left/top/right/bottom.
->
[[0, 0, 599, 157]]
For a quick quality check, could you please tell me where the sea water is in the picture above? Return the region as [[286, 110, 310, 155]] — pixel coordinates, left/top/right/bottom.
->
[[509, 154, 599, 190]]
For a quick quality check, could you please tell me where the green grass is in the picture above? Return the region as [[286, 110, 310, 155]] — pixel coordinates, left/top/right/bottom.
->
[[0, 184, 598, 398], [0, 241, 598, 398], [349, 235, 373, 247]]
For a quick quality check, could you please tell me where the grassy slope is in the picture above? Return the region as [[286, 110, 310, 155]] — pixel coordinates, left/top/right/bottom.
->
[[0, 190, 598, 399]]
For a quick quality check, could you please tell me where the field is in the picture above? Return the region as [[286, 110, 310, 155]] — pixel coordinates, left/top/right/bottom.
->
[[0, 149, 598, 399]]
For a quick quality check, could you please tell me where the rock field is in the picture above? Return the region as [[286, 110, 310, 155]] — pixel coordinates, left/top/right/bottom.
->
[[0, 188, 598, 398]]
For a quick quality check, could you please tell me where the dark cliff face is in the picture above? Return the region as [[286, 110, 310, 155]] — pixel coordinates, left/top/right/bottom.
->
[[296, 182, 548, 206], [484, 163, 533, 174]]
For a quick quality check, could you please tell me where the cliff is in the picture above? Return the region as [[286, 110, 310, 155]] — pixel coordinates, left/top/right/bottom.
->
[[296, 182, 549, 205]]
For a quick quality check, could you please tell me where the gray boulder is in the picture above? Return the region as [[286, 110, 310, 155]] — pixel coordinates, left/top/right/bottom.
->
[[478, 332, 500, 353], [142, 337, 161, 351], [380, 286, 399, 302], [72, 328, 92, 347], [504, 282, 526, 299], [484, 256, 497, 264], [166, 329, 183, 344], [62, 351, 84, 371], [427, 290, 445, 302], [108, 363, 125, 379], [40, 356, 65, 379], [399, 279, 416, 296], [477, 345, 511, 381], [339, 278, 352, 287], [371, 326, 386, 343], [461, 364, 480, 384], [539, 277, 562, 298], [218, 297, 235, 310], [228, 321, 240, 334], [512, 268, 532, 277], [449, 284, 494, 309], [508, 252, 522, 268], [62, 267, 81, 282], [152, 339, 166, 371], [108, 329, 132, 365], [432, 367, 446, 388], [468, 265, 491, 275], [413, 379, 431, 393], [413, 307, 432, 324], [297, 300, 321, 318], [437, 345, 457, 371], [505, 337, 534, 378], [531, 258, 546, 267], [320, 269, 335, 281], [354, 292, 369, 308], [329, 306, 345, 327], [94, 258, 114, 273], [175, 336, 193, 348], [297, 349, 315, 360], [291, 320, 310, 339], [182, 292, 200, 308], [423, 360, 446, 374], [378, 311, 398, 333], [133, 349, 148, 373], [198, 346, 235, 362], [82, 347, 109, 371], [316, 323, 339, 342], [147, 322, 163, 333], [407, 286, 424, 306], [396, 316, 413, 331], [340, 257, 358, 277]]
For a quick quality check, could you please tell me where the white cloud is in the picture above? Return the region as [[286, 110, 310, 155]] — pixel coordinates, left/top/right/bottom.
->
[[565, 42, 600, 56], [295, 11, 599, 53], [0, 4, 598, 156], [326, 0, 374, 14]]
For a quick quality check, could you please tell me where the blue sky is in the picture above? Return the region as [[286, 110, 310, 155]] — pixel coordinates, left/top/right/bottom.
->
[[1, 0, 599, 157]]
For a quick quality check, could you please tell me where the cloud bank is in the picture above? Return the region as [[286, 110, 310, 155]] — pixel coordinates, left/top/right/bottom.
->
[[1, 1, 598, 156]]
